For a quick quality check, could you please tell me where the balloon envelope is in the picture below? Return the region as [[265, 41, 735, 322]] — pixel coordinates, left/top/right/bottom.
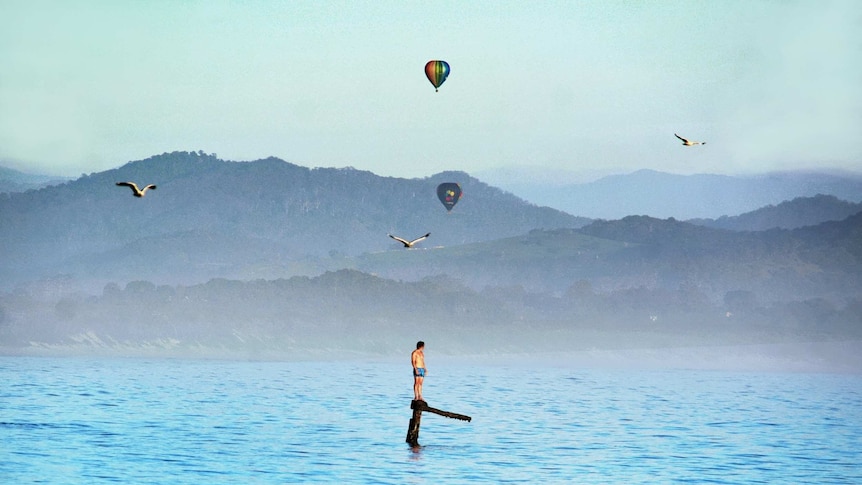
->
[[425, 60, 450, 91], [436, 183, 462, 211]]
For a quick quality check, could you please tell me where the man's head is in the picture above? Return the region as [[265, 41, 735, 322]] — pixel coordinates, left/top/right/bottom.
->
[[416, 341, 424, 349]]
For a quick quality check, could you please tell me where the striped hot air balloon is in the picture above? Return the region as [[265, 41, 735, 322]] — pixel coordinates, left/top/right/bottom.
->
[[425, 60, 450, 92]]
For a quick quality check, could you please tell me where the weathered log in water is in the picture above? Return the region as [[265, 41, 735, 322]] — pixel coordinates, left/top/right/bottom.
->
[[406, 399, 471, 446], [418, 402, 472, 422]]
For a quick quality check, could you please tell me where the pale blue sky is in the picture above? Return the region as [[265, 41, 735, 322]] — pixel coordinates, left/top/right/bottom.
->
[[1, 0, 860, 179]]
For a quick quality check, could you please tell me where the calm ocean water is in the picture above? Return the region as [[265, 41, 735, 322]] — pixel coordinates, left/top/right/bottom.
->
[[2, 356, 860, 484]]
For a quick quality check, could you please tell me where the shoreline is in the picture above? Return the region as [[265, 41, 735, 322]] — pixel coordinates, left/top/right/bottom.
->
[[3, 339, 861, 374]]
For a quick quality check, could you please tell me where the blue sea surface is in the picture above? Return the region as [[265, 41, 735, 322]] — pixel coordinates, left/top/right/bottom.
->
[[1, 356, 860, 484]]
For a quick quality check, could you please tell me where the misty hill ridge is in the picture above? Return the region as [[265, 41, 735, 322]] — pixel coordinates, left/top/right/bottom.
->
[[486, 168, 862, 220], [688, 194, 862, 231], [0, 164, 70, 193], [0, 151, 587, 288], [342, 213, 862, 303], [4, 151, 861, 307], [4, 204, 862, 357], [579, 212, 862, 261]]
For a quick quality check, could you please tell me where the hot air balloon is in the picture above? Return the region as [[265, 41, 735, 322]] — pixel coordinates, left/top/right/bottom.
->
[[436, 182, 462, 212], [425, 60, 450, 92]]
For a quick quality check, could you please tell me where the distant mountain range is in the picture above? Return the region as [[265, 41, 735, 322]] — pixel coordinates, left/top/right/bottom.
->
[[0, 165, 70, 193], [0, 151, 586, 289], [2, 153, 861, 358], [3, 153, 862, 292], [481, 168, 862, 220]]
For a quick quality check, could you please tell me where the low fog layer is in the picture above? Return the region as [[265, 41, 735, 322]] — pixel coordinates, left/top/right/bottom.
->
[[2, 269, 859, 373]]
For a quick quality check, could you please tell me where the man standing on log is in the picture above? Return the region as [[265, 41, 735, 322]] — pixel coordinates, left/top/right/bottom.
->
[[412, 341, 426, 401]]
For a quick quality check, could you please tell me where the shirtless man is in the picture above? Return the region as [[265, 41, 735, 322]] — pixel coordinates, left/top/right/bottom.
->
[[411, 341, 426, 401]]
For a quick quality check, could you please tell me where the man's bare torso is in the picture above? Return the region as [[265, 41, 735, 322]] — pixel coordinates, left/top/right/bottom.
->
[[412, 349, 425, 369]]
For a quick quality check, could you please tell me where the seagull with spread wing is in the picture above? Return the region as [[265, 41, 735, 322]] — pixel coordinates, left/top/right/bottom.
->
[[116, 182, 157, 197], [388, 233, 430, 248], [675, 133, 705, 146]]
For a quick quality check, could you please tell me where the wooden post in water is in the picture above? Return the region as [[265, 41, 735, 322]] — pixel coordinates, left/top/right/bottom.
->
[[406, 400, 424, 446], [406, 399, 471, 446]]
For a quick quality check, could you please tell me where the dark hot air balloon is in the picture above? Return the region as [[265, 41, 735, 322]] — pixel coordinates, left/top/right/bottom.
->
[[436, 182, 462, 212], [425, 60, 450, 92]]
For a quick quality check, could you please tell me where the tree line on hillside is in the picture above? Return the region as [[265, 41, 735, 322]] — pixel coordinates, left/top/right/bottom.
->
[[345, 213, 862, 303], [689, 194, 862, 231], [1, 270, 859, 357]]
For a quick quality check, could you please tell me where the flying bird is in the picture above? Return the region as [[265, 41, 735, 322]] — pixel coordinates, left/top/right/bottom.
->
[[116, 181, 157, 197], [388, 233, 430, 248], [675, 133, 705, 146]]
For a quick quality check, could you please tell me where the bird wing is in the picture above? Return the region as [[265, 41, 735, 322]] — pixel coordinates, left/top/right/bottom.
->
[[116, 181, 139, 190], [409, 233, 430, 245], [143, 184, 157, 191], [389, 234, 411, 246], [674, 134, 688, 142]]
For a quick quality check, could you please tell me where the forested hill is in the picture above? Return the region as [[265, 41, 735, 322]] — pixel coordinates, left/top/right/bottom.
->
[[688, 194, 862, 231], [0, 151, 587, 288], [345, 213, 862, 303]]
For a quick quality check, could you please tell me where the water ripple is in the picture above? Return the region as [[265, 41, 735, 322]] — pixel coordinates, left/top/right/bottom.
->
[[1, 357, 860, 484]]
